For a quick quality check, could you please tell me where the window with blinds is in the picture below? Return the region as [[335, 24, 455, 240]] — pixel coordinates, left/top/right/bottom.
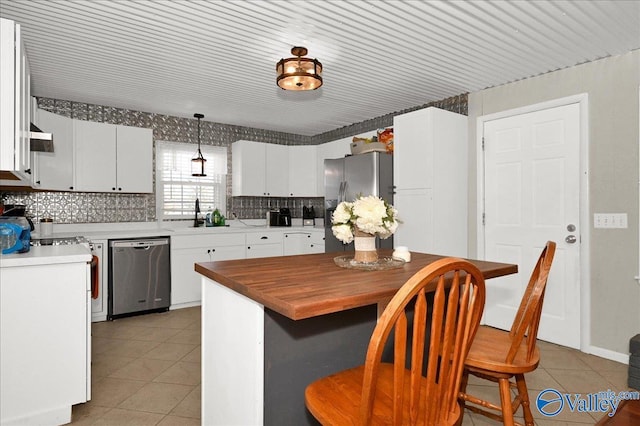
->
[[156, 141, 227, 219]]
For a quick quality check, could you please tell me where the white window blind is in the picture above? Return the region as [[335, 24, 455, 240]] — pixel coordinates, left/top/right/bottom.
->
[[156, 141, 227, 219]]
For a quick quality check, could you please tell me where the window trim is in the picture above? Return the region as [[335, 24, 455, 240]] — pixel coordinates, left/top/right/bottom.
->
[[155, 140, 227, 221]]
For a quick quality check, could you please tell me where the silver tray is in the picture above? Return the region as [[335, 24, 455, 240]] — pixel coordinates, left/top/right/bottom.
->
[[334, 255, 406, 271]]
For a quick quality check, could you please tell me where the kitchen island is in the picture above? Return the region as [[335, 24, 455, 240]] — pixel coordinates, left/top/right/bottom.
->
[[195, 250, 518, 425]]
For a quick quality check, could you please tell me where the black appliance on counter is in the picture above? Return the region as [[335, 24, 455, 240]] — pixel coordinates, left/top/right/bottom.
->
[[303, 206, 315, 226], [1, 204, 35, 231], [268, 208, 292, 227]]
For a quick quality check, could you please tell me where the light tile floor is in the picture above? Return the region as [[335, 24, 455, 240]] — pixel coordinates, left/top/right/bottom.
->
[[71, 307, 632, 425], [71, 307, 201, 426]]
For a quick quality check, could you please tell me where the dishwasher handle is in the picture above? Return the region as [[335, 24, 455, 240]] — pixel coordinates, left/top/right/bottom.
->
[[110, 238, 170, 249]]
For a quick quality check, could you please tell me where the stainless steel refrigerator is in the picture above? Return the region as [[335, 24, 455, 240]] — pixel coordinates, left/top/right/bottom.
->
[[324, 152, 394, 253]]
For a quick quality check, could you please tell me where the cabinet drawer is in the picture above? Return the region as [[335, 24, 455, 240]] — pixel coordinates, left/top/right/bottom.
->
[[171, 233, 245, 250], [246, 232, 283, 245]]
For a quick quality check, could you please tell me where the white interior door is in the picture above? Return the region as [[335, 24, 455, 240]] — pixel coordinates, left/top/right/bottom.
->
[[482, 102, 581, 349]]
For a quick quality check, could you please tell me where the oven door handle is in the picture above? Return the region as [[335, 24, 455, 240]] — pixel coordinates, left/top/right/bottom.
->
[[90, 255, 99, 299]]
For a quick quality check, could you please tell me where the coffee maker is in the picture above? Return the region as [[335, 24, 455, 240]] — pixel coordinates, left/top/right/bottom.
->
[[302, 206, 315, 226], [268, 208, 292, 227]]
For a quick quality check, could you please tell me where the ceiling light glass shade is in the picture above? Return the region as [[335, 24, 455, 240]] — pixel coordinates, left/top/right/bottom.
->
[[276, 46, 323, 91], [192, 113, 207, 177]]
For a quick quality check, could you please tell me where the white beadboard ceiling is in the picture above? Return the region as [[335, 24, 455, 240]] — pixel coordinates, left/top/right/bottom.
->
[[1, 0, 638, 136]]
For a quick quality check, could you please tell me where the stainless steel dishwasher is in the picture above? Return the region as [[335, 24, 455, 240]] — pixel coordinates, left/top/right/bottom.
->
[[108, 237, 171, 320]]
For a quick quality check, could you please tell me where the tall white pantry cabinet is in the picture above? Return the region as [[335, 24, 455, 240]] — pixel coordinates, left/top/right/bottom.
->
[[393, 107, 468, 257]]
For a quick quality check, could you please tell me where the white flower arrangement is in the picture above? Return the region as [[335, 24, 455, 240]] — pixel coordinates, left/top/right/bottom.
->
[[331, 195, 399, 244]]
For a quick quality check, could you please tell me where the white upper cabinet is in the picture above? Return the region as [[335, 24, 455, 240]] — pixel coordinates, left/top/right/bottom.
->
[[74, 120, 117, 192], [265, 143, 288, 196], [232, 140, 297, 197], [232, 140, 266, 196], [32, 109, 74, 190], [74, 120, 153, 193], [393, 107, 466, 190], [116, 125, 153, 193], [288, 145, 317, 197], [0, 18, 31, 178]]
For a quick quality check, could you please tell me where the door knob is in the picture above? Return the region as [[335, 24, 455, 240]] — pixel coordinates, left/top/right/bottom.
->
[[565, 235, 577, 244]]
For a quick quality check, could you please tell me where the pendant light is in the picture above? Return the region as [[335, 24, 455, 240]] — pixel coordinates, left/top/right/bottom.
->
[[191, 113, 207, 177], [276, 46, 323, 91]]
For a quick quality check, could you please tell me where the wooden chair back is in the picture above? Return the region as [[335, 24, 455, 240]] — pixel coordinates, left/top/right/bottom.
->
[[506, 241, 556, 364], [359, 258, 486, 425]]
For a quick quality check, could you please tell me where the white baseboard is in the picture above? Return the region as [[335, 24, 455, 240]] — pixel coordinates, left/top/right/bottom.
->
[[586, 345, 629, 364]]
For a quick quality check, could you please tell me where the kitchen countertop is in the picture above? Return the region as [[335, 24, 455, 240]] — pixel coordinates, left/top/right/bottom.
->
[[0, 245, 92, 268], [195, 250, 519, 320], [37, 220, 325, 241]]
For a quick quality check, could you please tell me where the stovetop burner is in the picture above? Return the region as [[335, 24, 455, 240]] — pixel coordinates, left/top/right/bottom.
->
[[30, 236, 89, 246]]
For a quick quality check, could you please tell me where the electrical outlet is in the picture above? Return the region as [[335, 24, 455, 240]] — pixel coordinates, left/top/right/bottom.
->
[[593, 213, 628, 228]]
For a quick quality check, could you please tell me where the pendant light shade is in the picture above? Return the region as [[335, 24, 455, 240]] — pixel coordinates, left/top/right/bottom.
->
[[191, 113, 207, 177], [276, 46, 323, 91]]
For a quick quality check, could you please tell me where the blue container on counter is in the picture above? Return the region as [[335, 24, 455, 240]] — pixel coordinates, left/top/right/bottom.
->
[[0, 217, 31, 254]]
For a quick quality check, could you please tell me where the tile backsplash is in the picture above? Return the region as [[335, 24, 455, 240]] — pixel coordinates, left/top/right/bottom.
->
[[1, 94, 467, 223]]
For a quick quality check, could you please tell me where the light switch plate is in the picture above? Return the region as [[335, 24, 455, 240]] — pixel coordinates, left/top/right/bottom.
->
[[593, 213, 628, 228]]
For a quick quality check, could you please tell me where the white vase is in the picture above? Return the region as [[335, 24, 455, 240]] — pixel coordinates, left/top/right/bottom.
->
[[353, 228, 378, 263]]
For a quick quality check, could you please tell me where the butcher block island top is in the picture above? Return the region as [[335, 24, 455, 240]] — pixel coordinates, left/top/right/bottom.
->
[[194, 250, 518, 320]]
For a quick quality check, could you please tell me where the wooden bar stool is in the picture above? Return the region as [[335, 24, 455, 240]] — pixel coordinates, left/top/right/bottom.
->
[[458, 241, 556, 426], [305, 257, 486, 425]]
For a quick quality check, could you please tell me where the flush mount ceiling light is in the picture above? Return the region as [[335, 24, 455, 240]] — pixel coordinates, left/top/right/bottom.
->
[[191, 113, 207, 177], [276, 46, 323, 91]]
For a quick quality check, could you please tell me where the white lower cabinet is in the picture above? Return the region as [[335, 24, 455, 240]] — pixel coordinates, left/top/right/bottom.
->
[[283, 232, 309, 255], [246, 231, 283, 258], [171, 233, 245, 308], [1, 260, 90, 426], [283, 231, 324, 255], [170, 229, 323, 309], [309, 230, 325, 254]]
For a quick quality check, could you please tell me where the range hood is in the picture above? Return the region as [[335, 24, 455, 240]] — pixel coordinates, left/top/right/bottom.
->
[[30, 123, 54, 152]]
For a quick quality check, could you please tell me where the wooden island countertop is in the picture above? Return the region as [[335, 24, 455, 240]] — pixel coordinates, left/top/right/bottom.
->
[[195, 250, 518, 320]]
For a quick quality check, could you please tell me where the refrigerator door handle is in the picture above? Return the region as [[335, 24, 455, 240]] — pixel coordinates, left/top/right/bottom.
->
[[338, 181, 345, 203]]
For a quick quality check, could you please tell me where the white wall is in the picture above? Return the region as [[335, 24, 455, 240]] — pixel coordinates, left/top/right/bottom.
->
[[467, 50, 640, 356]]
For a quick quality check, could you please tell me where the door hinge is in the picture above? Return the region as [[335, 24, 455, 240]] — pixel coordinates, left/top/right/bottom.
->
[[482, 137, 485, 151], [482, 213, 485, 226]]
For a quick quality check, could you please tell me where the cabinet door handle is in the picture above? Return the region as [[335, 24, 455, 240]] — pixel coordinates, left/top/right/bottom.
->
[[247, 246, 251, 249], [118, 187, 122, 191], [112, 187, 116, 191], [36, 180, 40, 185], [69, 186, 74, 190], [211, 248, 216, 252], [261, 236, 268, 240]]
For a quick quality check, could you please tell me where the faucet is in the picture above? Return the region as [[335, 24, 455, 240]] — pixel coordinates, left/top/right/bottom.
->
[[194, 198, 202, 227]]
